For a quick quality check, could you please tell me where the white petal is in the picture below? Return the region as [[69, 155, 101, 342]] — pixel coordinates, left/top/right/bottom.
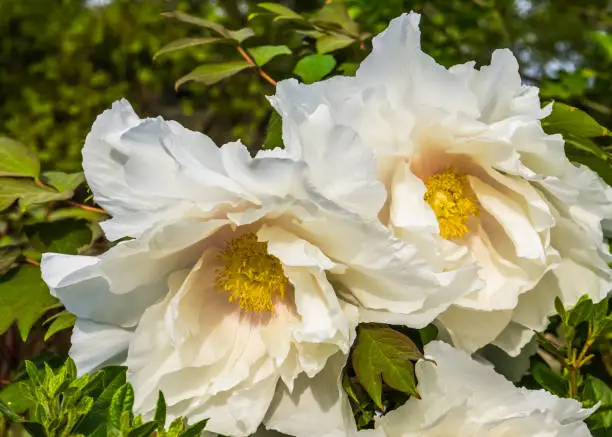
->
[[41, 219, 225, 327], [70, 318, 133, 376], [437, 306, 513, 353], [264, 352, 356, 437], [83, 100, 252, 240]]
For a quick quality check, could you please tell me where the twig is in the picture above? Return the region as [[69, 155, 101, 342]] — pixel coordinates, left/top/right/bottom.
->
[[24, 258, 40, 266], [68, 201, 106, 214], [236, 46, 278, 87]]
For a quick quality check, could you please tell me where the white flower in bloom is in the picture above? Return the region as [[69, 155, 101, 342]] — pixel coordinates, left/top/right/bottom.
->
[[271, 12, 612, 355], [40, 100, 456, 437], [372, 341, 594, 437]]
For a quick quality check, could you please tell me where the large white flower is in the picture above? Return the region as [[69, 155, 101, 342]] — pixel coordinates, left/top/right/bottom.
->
[[371, 341, 594, 437], [40, 100, 461, 437], [271, 12, 612, 355]]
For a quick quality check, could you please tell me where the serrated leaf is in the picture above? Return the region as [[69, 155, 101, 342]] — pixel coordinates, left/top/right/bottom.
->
[[110, 383, 134, 428], [0, 266, 58, 340], [352, 325, 422, 408], [154, 391, 166, 427], [76, 396, 94, 416], [0, 178, 72, 212], [167, 417, 185, 437], [154, 37, 226, 59], [175, 61, 252, 89], [262, 111, 284, 150], [248, 45, 291, 67], [531, 362, 567, 397], [40, 171, 84, 192], [543, 102, 610, 138], [293, 54, 336, 84], [27, 219, 93, 255], [180, 419, 208, 437], [0, 247, 20, 276], [257, 3, 304, 21], [316, 33, 355, 54], [44, 311, 76, 341], [77, 367, 127, 435], [0, 137, 40, 178], [128, 422, 158, 437]]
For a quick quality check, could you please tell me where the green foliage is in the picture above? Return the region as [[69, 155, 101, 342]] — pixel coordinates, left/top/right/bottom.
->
[[0, 266, 58, 341], [0, 359, 208, 437], [294, 54, 337, 84], [352, 325, 423, 408]]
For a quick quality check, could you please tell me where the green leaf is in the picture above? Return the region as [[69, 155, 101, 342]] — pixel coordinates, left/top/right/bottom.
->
[[0, 137, 40, 178], [0, 247, 20, 276], [227, 28, 255, 43], [0, 382, 34, 414], [28, 219, 93, 255], [564, 135, 608, 160], [293, 54, 336, 84], [167, 417, 185, 437], [584, 375, 612, 429], [555, 296, 567, 320], [352, 325, 422, 408], [418, 324, 438, 346], [47, 207, 107, 222], [77, 367, 127, 435], [110, 383, 134, 428], [154, 37, 226, 59], [247, 45, 291, 67], [316, 33, 355, 54], [312, 1, 359, 36], [128, 422, 158, 437], [154, 391, 166, 427], [338, 62, 358, 76], [590, 31, 612, 61], [0, 266, 58, 340], [161, 11, 254, 43], [40, 171, 84, 192], [180, 419, 208, 437], [568, 295, 594, 327], [531, 362, 567, 397], [162, 11, 230, 37], [262, 111, 284, 150], [175, 61, 252, 90], [543, 102, 610, 138], [257, 3, 304, 21], [0, 178, 72, 212], [44, 311, 76, 341]]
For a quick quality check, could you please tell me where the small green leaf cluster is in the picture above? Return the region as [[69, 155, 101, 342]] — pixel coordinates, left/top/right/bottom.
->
[[161, 1, 366, 90], [527, 295, 612, 434], [342, 323, 438, 429], [0, 359, 207, 437]]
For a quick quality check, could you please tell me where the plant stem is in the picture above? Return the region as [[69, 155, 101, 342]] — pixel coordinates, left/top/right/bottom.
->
[[68, 201, 106, 214], [236, 46, 278, 86]]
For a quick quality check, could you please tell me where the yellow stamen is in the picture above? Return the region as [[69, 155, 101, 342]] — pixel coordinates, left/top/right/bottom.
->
[[215, 233, 288, 313], [423, 167, 479, 240]]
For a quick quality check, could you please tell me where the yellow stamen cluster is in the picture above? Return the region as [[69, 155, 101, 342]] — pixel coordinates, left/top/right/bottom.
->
[[215, 233, 288, 313], [423, 167, 479, 240]]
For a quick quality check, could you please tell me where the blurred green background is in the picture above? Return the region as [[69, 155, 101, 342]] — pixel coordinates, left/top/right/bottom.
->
[[1, 0, 611, 171]]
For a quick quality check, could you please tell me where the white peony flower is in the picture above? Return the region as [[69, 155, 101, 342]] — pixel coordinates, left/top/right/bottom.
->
[[40, 99, 457, 437], [271, 12, 612, 355], [371, 341, 595, 437]]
